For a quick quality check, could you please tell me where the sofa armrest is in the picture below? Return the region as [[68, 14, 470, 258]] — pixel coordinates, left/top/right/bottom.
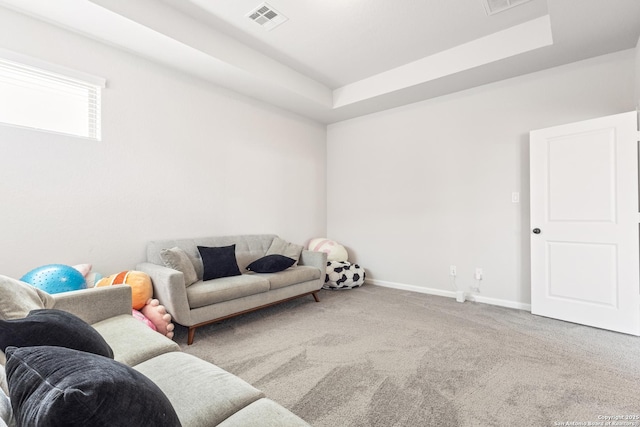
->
[[136, 262, 191, 325], [52, 286, 132, 325], [299, 250, 327, 272]]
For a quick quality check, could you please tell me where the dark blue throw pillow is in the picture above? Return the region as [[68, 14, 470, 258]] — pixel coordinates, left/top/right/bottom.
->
[[198, 244, 241, 281], [247, 254, 296, 273], [0, 308, 113, 358], [5, 346, 182, 427]]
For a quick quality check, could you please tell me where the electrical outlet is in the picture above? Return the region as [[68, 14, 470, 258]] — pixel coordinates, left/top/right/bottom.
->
[[449, 265, 457, 276], [475, 268, 483, 280]]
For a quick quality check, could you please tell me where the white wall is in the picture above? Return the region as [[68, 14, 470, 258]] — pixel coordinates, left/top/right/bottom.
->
[[0, 7, 326, 278], [636, 35, 640, 112], [327, 49, 636, 308]]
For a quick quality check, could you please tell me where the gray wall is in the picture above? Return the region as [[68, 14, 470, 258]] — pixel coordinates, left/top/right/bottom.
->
[[327, 50, 637, 308], [0, 7, 327, 278]]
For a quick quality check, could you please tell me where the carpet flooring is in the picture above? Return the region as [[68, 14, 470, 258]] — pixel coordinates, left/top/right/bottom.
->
[[174, 285, 640, 427]]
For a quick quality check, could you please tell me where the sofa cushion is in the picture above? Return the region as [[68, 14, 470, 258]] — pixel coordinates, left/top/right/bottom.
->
[[91, 314, 180, 366], [134, 352, 264, 427], [198, 245, 241, 281], [247, 255, 295, 273], [0, 365, 6, 397], [0, 385, 11, 427], [256, 266, 322, 291], [217, 398, 310, 427], [266, 237, 304, 265], [0, 275, 55, 320], [186, 275, 270, 308], [147, 235, 278, 278], [5, 346, 181, 427], [0, 309, 113, 358], [160, 247, 198, 286]]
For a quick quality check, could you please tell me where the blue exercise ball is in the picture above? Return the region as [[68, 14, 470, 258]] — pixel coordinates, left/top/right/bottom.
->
[[21, 264, 86, 294]]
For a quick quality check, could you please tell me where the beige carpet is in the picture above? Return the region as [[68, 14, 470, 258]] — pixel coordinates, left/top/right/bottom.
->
[[174, 285, 640, 427]]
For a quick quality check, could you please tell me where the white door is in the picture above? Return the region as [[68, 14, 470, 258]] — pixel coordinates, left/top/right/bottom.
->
[[530, 111, 640, 335]]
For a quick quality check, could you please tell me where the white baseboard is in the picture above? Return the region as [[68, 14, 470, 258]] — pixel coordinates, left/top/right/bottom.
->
[[365, 278, 532, 312]]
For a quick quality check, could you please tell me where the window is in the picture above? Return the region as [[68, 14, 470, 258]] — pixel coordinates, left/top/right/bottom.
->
[[0, 50, 106, 140]]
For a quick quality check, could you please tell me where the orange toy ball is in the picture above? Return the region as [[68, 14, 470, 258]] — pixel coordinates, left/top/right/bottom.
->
[[96, 270, 153, 310]]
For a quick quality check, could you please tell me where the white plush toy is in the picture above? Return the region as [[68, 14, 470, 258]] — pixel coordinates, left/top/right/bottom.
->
[[308, 238, 349, 262], [73, 263, 102, 288]]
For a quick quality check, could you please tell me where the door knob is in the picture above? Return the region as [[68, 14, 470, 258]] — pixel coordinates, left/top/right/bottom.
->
[[532, 228, 541, 234]]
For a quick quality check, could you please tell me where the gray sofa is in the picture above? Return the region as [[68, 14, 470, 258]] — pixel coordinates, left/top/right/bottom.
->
[[136, 234, 327, 345], [0, 280, 310, 427]]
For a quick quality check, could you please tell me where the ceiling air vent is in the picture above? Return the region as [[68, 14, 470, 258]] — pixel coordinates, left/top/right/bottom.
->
[[247, 3, 288, 31], [481, 0, 533, 15]]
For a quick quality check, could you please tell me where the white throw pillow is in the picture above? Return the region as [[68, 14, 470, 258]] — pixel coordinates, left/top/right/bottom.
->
[[160, 247, 198, 286], [266, 237, 303, 265]]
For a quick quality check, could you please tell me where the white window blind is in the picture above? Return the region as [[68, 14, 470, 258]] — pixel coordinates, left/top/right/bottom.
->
[[0, 52, 105, 140]]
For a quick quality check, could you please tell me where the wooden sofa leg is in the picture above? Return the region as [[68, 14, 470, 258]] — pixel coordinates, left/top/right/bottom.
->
[[187, 327, 196, 345], [312, 291, 320, 302]]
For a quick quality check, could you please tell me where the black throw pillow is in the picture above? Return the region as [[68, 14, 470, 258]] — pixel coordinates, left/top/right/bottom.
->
[[0, 308, 113, 358], [5, 346, 182, 427], [247, 254, 296, 273], [198, 244, 241, 281]]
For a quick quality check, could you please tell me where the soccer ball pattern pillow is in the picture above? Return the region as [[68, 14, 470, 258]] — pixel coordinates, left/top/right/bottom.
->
[[324, 261, 365, 290]]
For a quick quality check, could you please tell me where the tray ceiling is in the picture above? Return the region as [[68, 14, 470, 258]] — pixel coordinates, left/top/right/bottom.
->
[[0, 0, 638, 123]]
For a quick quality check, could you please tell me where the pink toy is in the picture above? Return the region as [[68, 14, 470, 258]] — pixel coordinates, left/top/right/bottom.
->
[[308, 238, 349, 262], [132, 309, 157, 331], [141, 298, 175, 339]]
